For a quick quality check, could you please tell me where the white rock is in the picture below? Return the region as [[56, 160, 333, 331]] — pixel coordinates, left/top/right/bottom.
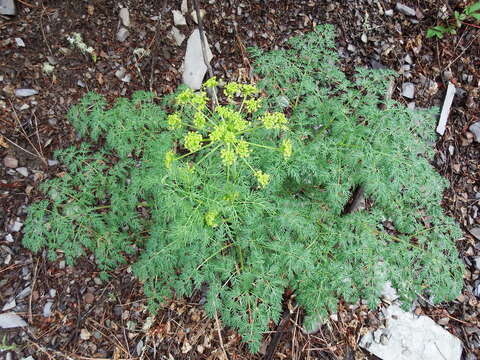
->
[[4, 253, 11, 265], [119, 7, 130, 27], [80, 328, 91, 340], [469, 121, 480, 143], [2, 299, 16, 311], [381, 281, 399, 303], [15, 38, 25, 47], [359, 305, 462, 360], [404, 54, 412, 64], [3, 156, 18, 168], [115, 67, 126, 80], [191, 9, 206, 24], [436, 82, 456, 136], [396, 3, 416, 17], [182, 29, 213, 90], [0, 0, 15, 15], [172, 10, 186, 26], [470, 227, 480, 240], [5, 234, 14, 243], [401, 82, 415, 99], [48, 159, 59, 166], [43, 302, 53, 317], [170, 26, 186, 46], [361, 33, 368, 43], [384, 9, 394, 16], [49, 289, 57, 297], [16, 286, 31, 299], [116, 27, 129, 42], [136, 340, 144, 355], [181, 0, 188, 14], [473, 257, 480, 271], [16, 167, 29, 177], [11, 221, 23, 232], [0, 312, 27, 328], [15, 89, 38, 97]]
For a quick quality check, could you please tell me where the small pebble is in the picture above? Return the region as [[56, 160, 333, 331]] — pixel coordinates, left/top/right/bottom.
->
[[437, 317, 450, 326], [402, 82, 415, 99], [190, 9, 206, 24], [396, 3, 416, 17], [83, 292, 95, 304], [468, 122, 480, 143], [119, 7, 130, 27], [16, 167, 28, 177], [43, 301, 53, 317], [3, 156, 18, 168], [5, 234, 14, 243], [15, 38, 25, 47], [384, 9, 394, 16], [11, 221, 23, 232], [15, 89, 38, 97], [116, 27, 129, 42], [80, 328, 91, 340], [172, 10, 186, 26]]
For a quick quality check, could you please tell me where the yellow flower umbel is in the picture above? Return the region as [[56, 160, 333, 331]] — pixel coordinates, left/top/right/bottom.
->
[[220, 148, 237, 166], [202, 76, 218, 88], [235, 139, 250, 158], [164, 150, 176, 169], [259, 112, 288, 130], [183, 132, 203, 153], [224, 82, 241, 99], [280, 138, 292, 159], [254, 170, 270, 188], [193, 111, 206, 129], [176, 88, 195, 105], [205, 210, 219, 227], [167, 113, 182, 130], [245, 98, 262, 113]]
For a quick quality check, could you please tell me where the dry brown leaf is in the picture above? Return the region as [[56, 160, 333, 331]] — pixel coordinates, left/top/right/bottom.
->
[[0, 135, 9, 148]]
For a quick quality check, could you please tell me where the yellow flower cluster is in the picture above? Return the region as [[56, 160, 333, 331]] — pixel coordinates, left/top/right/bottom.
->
[[183, 131, 203, 153], [224, 82, 259, 99], [220, 148, 236, 166], [202, 76, 218, 89], [193, 111, 206, 129], [254, 170, 270, 188], [164, 150, 175, 169], [176, 88, 207, 110], [244, 98, 262, 113], [235, 139, 250, 158], [164, 79, 291, 189], [215, 106, 248, 132], [259, 112, 288, 130], [281, 138, 292, 159], [167, 113, 182, 130], [205, 210, 219, 227]]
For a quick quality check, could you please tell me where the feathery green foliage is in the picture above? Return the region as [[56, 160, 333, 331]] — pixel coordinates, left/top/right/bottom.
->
[[23, 25, 463, 352]]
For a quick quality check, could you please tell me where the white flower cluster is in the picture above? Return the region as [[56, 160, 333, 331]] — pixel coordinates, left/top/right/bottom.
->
[[66, 33, 95, 55]]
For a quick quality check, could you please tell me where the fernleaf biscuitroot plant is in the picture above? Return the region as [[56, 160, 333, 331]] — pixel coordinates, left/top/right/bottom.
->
[[23, 25, 464, 352]]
